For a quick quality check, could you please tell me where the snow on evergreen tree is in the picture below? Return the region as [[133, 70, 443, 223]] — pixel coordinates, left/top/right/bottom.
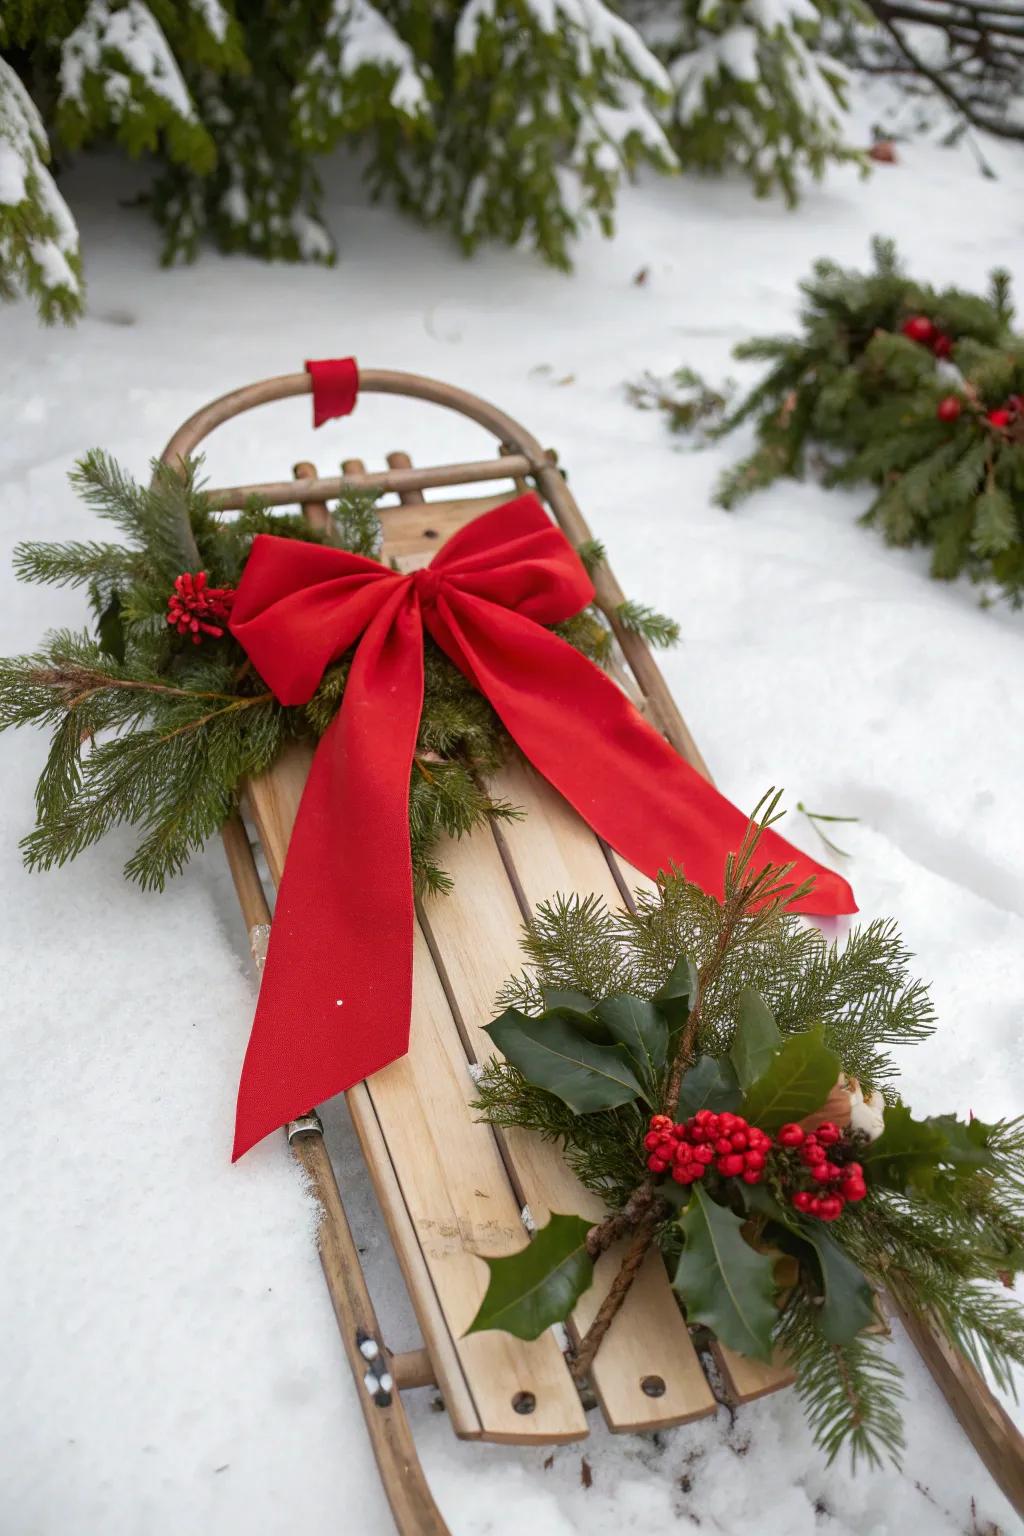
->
[[1, 0, 871, 320], [415, 0, 678, 268], [630, 0, 862, 204], [0, 55, 83, 321]]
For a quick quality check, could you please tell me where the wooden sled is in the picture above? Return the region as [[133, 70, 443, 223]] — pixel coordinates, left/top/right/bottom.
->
[[158, 370, 1024, 1534]]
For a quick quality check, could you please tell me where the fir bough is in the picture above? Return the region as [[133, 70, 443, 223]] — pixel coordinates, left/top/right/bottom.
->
[[473, 801, 1024, 1467], [633, 237, 1024, 604], [0, 449, 676, 894]]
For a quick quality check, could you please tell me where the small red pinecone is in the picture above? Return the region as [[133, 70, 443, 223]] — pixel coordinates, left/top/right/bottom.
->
[[167, 571, 236, 644]]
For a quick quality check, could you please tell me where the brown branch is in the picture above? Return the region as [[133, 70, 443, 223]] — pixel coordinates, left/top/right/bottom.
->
[[29, 665, 247, 707], [571, 1208, 664, 1384], [868, 8, 1024, 142]]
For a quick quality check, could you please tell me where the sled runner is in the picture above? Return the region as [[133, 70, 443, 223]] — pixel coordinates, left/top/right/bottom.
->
[[156, 369, 1024, 1534]]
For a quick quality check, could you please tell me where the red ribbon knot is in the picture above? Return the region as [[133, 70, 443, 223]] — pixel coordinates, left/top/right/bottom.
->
[[228, 493, 855, 1159]]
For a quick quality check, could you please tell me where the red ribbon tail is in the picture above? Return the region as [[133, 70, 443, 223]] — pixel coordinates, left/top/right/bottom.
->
[[232, 593, 423, 1159]]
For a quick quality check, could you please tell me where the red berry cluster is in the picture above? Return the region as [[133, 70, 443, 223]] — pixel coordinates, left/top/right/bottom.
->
[[166, 571, 236, 645], [776, 1121, 866, 1222], [902, 313, 953, 358], [644, 1110, 772, 1187]]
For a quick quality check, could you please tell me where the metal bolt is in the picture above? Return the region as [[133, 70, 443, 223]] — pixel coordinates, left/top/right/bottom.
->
[[512, 1391, 536, 1415]]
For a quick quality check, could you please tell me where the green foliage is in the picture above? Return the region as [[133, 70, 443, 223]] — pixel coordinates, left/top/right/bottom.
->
[[0, 55, 83, 321], [2, 448, 665, 894], [739, 1022, 840, 1131], [466, 1212, 595, 1339], [636, 237, 1024, 604], [474, 804, 1024, 1465], [632, 0, 865, 206], [3, 0, 871, 317], [485, 1005, 649, 1113], [674, 1184, 778, 1360]]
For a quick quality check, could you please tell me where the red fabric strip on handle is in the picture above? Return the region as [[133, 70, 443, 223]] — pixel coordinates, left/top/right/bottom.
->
[[305, 356, 359, 428], [228, 494, 856, 1160]]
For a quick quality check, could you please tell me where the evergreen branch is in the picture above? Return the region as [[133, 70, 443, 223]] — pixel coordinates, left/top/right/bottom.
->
[[615, 599, 680, 650], [776, 1294, 906, 1466]]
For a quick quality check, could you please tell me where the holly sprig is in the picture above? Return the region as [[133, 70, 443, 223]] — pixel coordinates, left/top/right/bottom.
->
[[470, 798, 1024, 1467]]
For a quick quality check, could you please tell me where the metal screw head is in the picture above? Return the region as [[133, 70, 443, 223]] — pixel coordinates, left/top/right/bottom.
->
[[512, 1391, 537, 1415], [640, 1375, 666, 1398]]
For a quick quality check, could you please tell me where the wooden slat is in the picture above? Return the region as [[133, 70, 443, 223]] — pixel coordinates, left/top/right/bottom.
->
[[420, 814, 716, 1432], [713, 1344, 795, 1403], [246, 745, 587, 1445], [379, 491, 517, 565], [465, 757, 717, 1430]]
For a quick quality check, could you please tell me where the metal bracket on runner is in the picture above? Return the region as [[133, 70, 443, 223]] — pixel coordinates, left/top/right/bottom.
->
[[286, 1111, 325, 1141]]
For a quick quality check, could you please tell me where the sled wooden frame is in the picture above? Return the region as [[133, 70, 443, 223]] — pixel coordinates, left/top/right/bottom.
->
[[159, 369, 1024, 1534]]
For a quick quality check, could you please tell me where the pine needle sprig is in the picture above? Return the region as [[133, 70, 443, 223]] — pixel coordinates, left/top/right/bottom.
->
[[776, 1296, 906, 1468]]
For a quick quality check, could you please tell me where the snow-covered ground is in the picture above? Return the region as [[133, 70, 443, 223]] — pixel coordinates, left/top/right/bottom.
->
[[1, 114, 1023, 1536]]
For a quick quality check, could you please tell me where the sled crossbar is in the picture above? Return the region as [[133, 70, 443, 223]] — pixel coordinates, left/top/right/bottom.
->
[[206, 454, 540, 511]]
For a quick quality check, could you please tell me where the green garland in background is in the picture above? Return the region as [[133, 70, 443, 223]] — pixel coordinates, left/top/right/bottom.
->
[[632, 238, 1024, 604]]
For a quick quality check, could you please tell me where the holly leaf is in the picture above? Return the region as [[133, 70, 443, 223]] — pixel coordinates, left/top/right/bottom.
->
[[730, 988, 783, 1090], [673, 1185, 777, 1362], [929, 1114, 995, 1173], [466, 1213, 595, 1340], [593, 994, 668, 1095], [740, 1025, 840, 1132], [540, 986, 597, 1018], [654, 951, 698, 1053], [677, 1054, 743, 1119], [485, 1008, 647, 1112], [861, 1104, 983, 1194], [743, 1185, 875, 1346]]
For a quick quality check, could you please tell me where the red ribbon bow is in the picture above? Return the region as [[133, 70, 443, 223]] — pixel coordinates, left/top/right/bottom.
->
[[229, 494, 855, 1158]]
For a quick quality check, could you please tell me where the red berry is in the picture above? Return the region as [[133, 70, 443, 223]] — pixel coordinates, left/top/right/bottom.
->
[[802, 1144, 826, 1166], [671, 1165, 693, 1184], [811, 1164, 834, 1182], [718, 1113, 738, 1134], [817, 1196, 845, 1222], [778, 1124, 805, 1147], [842, 1176, 868, 1202], [815, 1122, 840, 1146], [714, 1137, 734, 1156], [690, 1161, 706, 1179], [936, 395, 962, 423], [692, 1144, 714, 1165], [823, 1162, 842, 1181], [643, 1132, 662, 1151], [744, 1150, 766, 1171], [987, 408, 1012, 428], [844, 1161, 863, 1178], [742, 1169, 762, 1185], [730, 1131, 749, 1150], [650, 1115, 672, 1132], [902, 315, 935, 344], [932, 333, 953, 359], [718, 1154, 745, 1177], [647, 1155, 669, 1173], [792, 1191, 814, 1214]]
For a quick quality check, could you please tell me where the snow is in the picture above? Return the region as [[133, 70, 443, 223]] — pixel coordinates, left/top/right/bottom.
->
[[1, 95, 1024, 1536], [0, 58, 82, 300]]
